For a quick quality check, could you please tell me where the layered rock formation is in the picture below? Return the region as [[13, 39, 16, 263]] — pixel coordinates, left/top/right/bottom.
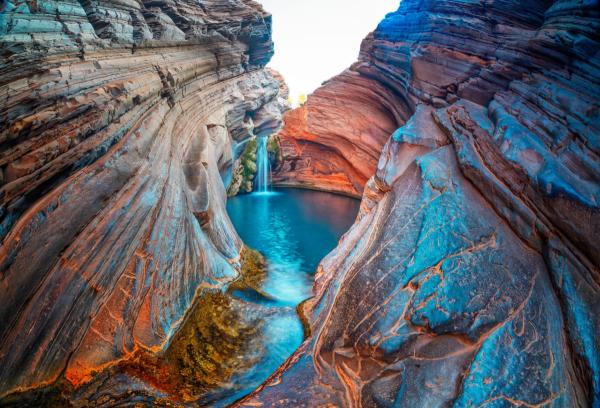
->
[[272, 70, 407, 197], [0, 0, 287, 404], [242, 0, 600, 406], [227, 67, 288, 195], [2, 0, 599, 406]]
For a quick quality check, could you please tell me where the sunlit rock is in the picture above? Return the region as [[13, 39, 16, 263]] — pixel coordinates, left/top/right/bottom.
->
[[273, 69, 407, 197]]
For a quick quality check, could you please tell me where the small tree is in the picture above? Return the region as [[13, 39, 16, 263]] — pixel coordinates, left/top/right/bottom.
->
[[297, 94, 307, 106]]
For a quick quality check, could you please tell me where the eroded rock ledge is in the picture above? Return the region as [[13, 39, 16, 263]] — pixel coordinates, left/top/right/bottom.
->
[[272, 69, 407, 197], [243, 0, 600, 406], [0, 0, 287, 404]]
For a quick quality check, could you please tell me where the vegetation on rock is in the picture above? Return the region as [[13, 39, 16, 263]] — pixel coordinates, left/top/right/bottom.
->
[[228, 135, 282, 196], [164, 292, 261, 399], [228, 138, 258, 196], [228, 247, 268, 295], [117, 247, 269, 403], [267, 135, 283, 170]]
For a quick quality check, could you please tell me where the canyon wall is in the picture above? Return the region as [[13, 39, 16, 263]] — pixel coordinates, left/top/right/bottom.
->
[[0, 0, 286, 404], [242, 0, 600, 406], [272, 69, 407, 197]]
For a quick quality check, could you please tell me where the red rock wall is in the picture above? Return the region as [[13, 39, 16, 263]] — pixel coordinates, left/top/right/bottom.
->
[[0, 0, 285, 402], [273, 69, 409, 197]]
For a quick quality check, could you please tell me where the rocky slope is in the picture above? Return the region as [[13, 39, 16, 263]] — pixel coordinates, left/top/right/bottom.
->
[[0, 0, 287, 404], [242, 0, 600, 406]]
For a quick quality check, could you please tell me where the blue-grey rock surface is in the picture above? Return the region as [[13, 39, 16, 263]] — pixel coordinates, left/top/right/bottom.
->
[[241, 0, 600, 406]]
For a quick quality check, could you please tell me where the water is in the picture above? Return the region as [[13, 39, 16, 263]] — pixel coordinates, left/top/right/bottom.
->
[[255, 136, 270, 193], [228, 188, 360, 304], [215, 188, 359, 405]]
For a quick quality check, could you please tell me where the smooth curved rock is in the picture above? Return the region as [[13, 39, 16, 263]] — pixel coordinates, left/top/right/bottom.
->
[[0, 0, 286, 403], [273, 69, 408, 197], [2, 0, 599, 405], [240, 0, 600, 406]]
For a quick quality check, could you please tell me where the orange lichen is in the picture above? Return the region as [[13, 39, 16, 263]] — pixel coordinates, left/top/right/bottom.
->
[[228, 247, 268, 296]]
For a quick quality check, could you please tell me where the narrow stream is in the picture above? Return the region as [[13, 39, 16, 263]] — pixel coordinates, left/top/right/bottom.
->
[[209, 188, 359, 405]]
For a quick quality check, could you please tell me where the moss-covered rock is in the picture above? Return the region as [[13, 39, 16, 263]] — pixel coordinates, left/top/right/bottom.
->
[[267, 135, 282, 169], [228, 247, 270, 298], [227, 135, 282, 196], [164, 291, 261, 399], [116, 247, 270, 403], [228, 138, 258, 196], [160, 248, 269, 400], [240, 138, 258, 182]]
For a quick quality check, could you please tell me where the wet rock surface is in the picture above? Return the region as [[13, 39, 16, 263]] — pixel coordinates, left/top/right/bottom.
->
[[241, 0, 600, 406], [0, 0, 288, 404]]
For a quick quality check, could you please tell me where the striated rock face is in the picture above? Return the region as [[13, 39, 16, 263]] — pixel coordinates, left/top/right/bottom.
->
[[241, 0, 600, 407], [0, 0, 287, 404], [227, 67, 289, 195], [273, 69, 407, 197]]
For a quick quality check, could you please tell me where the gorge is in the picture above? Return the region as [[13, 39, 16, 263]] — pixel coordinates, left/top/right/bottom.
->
[[1, 0, 599, 407]]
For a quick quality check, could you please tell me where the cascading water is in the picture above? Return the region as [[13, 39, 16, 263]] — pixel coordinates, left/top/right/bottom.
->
[[255, 136, 270, 193]]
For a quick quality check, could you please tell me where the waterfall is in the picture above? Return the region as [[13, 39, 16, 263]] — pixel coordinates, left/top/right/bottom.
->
[[255, 136, 270, 193]]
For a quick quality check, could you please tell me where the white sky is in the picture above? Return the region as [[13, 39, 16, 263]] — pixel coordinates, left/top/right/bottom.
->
[[259, 0, 400, 104]]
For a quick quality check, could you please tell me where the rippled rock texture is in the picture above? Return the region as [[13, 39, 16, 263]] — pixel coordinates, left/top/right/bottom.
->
[[0, 0, 287, 404], [242, 0, 600, 406], [272, 69, 406, 197]]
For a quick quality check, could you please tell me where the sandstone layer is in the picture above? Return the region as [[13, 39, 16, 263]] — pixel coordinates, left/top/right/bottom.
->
[[0, 0, 287, 404], [241, 0, 600, 406], [272, 69, 407, 197]]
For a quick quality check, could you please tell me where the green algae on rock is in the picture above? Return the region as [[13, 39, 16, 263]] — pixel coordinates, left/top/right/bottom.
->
[[227, 134, 283, 196], [267, 135, 283, 169], [228, 138, 259, 196], [165, 247, 269, 398], [228, 247, 269, 296], [119, 247, 270, 403], [164, 291, 262, 399]]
